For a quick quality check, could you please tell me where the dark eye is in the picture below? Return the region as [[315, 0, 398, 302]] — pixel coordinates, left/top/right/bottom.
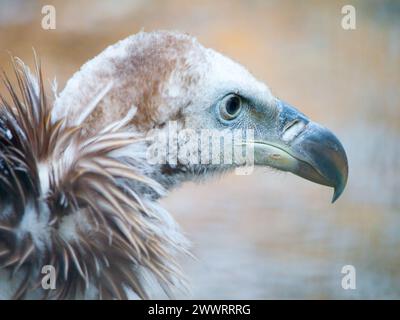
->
[[219, 94, 242, 121]]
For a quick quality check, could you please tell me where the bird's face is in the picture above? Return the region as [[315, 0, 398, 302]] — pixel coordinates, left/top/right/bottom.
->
[[167, 46, 348, 202], [55, 31, 347, 202]]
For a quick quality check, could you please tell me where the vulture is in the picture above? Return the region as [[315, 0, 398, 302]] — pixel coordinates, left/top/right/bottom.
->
[[0, 30, 348, 299]]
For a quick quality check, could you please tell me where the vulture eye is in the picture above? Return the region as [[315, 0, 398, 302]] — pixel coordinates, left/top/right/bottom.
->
[[218, 94, 242, 121]]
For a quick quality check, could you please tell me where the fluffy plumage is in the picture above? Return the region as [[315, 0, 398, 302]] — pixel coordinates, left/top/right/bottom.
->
[[0, 54, 187, 299]]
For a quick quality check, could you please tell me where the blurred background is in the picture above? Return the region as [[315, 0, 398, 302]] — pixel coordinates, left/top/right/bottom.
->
[[0, 0, 399, 299]]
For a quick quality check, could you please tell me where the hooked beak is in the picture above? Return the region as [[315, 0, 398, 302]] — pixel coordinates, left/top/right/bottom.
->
[[253, 100, 348, 203]]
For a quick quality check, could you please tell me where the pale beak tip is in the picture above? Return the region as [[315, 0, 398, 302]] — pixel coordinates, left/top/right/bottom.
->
[[331, 168, 348, 203], [331, 186, 343, 203]]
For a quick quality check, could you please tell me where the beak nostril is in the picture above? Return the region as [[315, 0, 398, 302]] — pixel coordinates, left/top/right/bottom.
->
[[281, 119, 306, 143]]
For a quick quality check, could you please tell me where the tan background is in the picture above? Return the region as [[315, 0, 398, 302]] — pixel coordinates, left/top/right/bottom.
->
[[0, 0, 399, 298]]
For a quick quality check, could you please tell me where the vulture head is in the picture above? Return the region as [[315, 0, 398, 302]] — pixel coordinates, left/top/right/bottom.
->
[[53, 30, 347, 201], [0, 30, 348, 299]]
